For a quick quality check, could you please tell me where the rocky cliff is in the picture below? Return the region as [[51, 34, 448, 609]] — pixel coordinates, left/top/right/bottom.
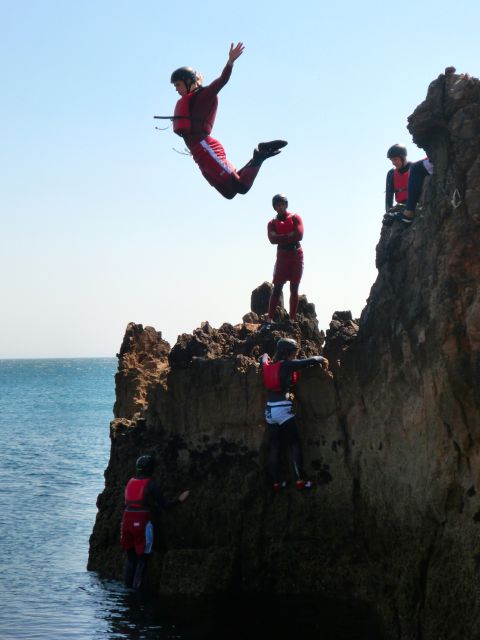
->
[[88, 69, 480, 640]]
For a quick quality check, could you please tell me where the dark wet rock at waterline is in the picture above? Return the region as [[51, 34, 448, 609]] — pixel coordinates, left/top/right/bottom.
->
[[89, 68, 480, 640]]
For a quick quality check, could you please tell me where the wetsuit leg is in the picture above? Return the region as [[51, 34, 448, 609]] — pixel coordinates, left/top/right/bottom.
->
[[267, 424, 283, 483], [215, 159, 262, 198], [283, 417, 305, 480], [133, 554, 146, 590], [406, 160, 429, 212], [235, 162, 261, 194], [124, 549, 137, 588], [191, 137, 263, 199], [289, 283, 300, 319], [268, 283, 284, 320]]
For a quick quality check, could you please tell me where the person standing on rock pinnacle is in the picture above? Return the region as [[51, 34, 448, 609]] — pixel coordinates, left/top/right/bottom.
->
[[162, 43, 287, 199], [266, 194, 304, 323], [260, 338, 329, 492], [121, 455, 189, 590]]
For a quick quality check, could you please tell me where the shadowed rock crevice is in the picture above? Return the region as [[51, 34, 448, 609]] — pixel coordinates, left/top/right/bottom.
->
[[89, 69, 480, 640]]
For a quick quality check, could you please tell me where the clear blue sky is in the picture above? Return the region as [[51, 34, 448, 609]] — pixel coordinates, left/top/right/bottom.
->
[[1, 0, 479, 357]]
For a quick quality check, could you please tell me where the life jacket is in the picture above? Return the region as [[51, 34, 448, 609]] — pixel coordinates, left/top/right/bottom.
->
[[262, 359, 297, 392], [274, 214, 295, 236], [172, 88, 214, 137], [124, 478, 149, 509], [393, 167, 410, 203], [173, 93, 196, 136]]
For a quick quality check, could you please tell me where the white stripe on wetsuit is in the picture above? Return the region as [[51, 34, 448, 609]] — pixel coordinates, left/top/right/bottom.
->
[[200, 139, 234, 174]]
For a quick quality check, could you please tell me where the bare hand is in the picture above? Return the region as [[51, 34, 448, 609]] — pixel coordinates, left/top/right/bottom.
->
[[228, 42, 245, 64], [178, 490, 190, 503]]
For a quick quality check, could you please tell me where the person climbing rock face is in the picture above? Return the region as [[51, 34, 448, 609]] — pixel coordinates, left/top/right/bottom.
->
[[260, 338, 329, 492], [120, 455, 189, 590], [266, 194, 304, 323], [168, 43, 287, 199]]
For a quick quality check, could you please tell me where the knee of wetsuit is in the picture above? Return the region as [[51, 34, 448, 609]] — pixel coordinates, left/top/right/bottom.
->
[[236, 182, 250, 195]]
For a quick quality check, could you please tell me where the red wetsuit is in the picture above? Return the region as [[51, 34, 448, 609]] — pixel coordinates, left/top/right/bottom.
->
[[121, 478, 151, 555], [121, 476, 178, 555], [267, 212, 304, 319], [175, 64, 261, 199], [268, 213, 304, 286]]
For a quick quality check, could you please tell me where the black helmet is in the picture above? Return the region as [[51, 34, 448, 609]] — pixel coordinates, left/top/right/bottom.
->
[[387, 144, 407, 159], [170, 67, 197, 86], [276, 338, 298, 356], [136, 455, 155, 474], [272, 193, 288, 208]]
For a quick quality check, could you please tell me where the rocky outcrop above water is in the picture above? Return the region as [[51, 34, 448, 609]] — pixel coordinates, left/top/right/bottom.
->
[[89, 69, 480, 640]]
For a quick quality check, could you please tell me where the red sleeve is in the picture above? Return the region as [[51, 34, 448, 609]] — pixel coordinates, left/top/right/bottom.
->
[[198, 63, 233, 100], [290, 214, 304, 242], [267, 219, 280, 244]]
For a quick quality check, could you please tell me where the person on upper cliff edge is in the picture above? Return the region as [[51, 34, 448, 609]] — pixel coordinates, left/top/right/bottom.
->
[[260, 338, 328, 492], [121, 455, 189, 590], [266, 194, 304, 323], [384, 144, 411, 214], [383, 145, 434, 227], [167, 43, 287, 199]]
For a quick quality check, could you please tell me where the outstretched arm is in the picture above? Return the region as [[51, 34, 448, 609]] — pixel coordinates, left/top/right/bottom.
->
[[200, 43, 244, 98]]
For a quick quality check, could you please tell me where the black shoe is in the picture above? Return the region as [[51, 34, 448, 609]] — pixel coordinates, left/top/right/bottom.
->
[[253, 148, 280, 164], [257, 140, 288, 154], [398, 214, 413, 226], [382, 211, 396, 226], [383, 210, 413, 227], [383, 204, 405, 226]]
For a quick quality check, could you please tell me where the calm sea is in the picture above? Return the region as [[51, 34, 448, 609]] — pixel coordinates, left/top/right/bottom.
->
[[0, 358, 382, 640], [0, 358, 194, 639]]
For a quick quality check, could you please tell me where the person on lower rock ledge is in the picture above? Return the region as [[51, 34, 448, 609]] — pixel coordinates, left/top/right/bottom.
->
[[121, 455, 189, 590], [265, 194, 304, 325], [260, 338, 328, 492]]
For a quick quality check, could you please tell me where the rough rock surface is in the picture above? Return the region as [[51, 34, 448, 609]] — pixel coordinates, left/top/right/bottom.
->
[[89, 69, 480, 640]]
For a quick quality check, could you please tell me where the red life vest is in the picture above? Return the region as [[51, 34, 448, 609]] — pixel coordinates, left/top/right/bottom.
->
[[173, 93, 195, 136], [125, 478, 149, 509], [173, 89, 214, 137], [274, 214, 295, 236], [393, 168, 409, 203], [262, 359, 297, 392]]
